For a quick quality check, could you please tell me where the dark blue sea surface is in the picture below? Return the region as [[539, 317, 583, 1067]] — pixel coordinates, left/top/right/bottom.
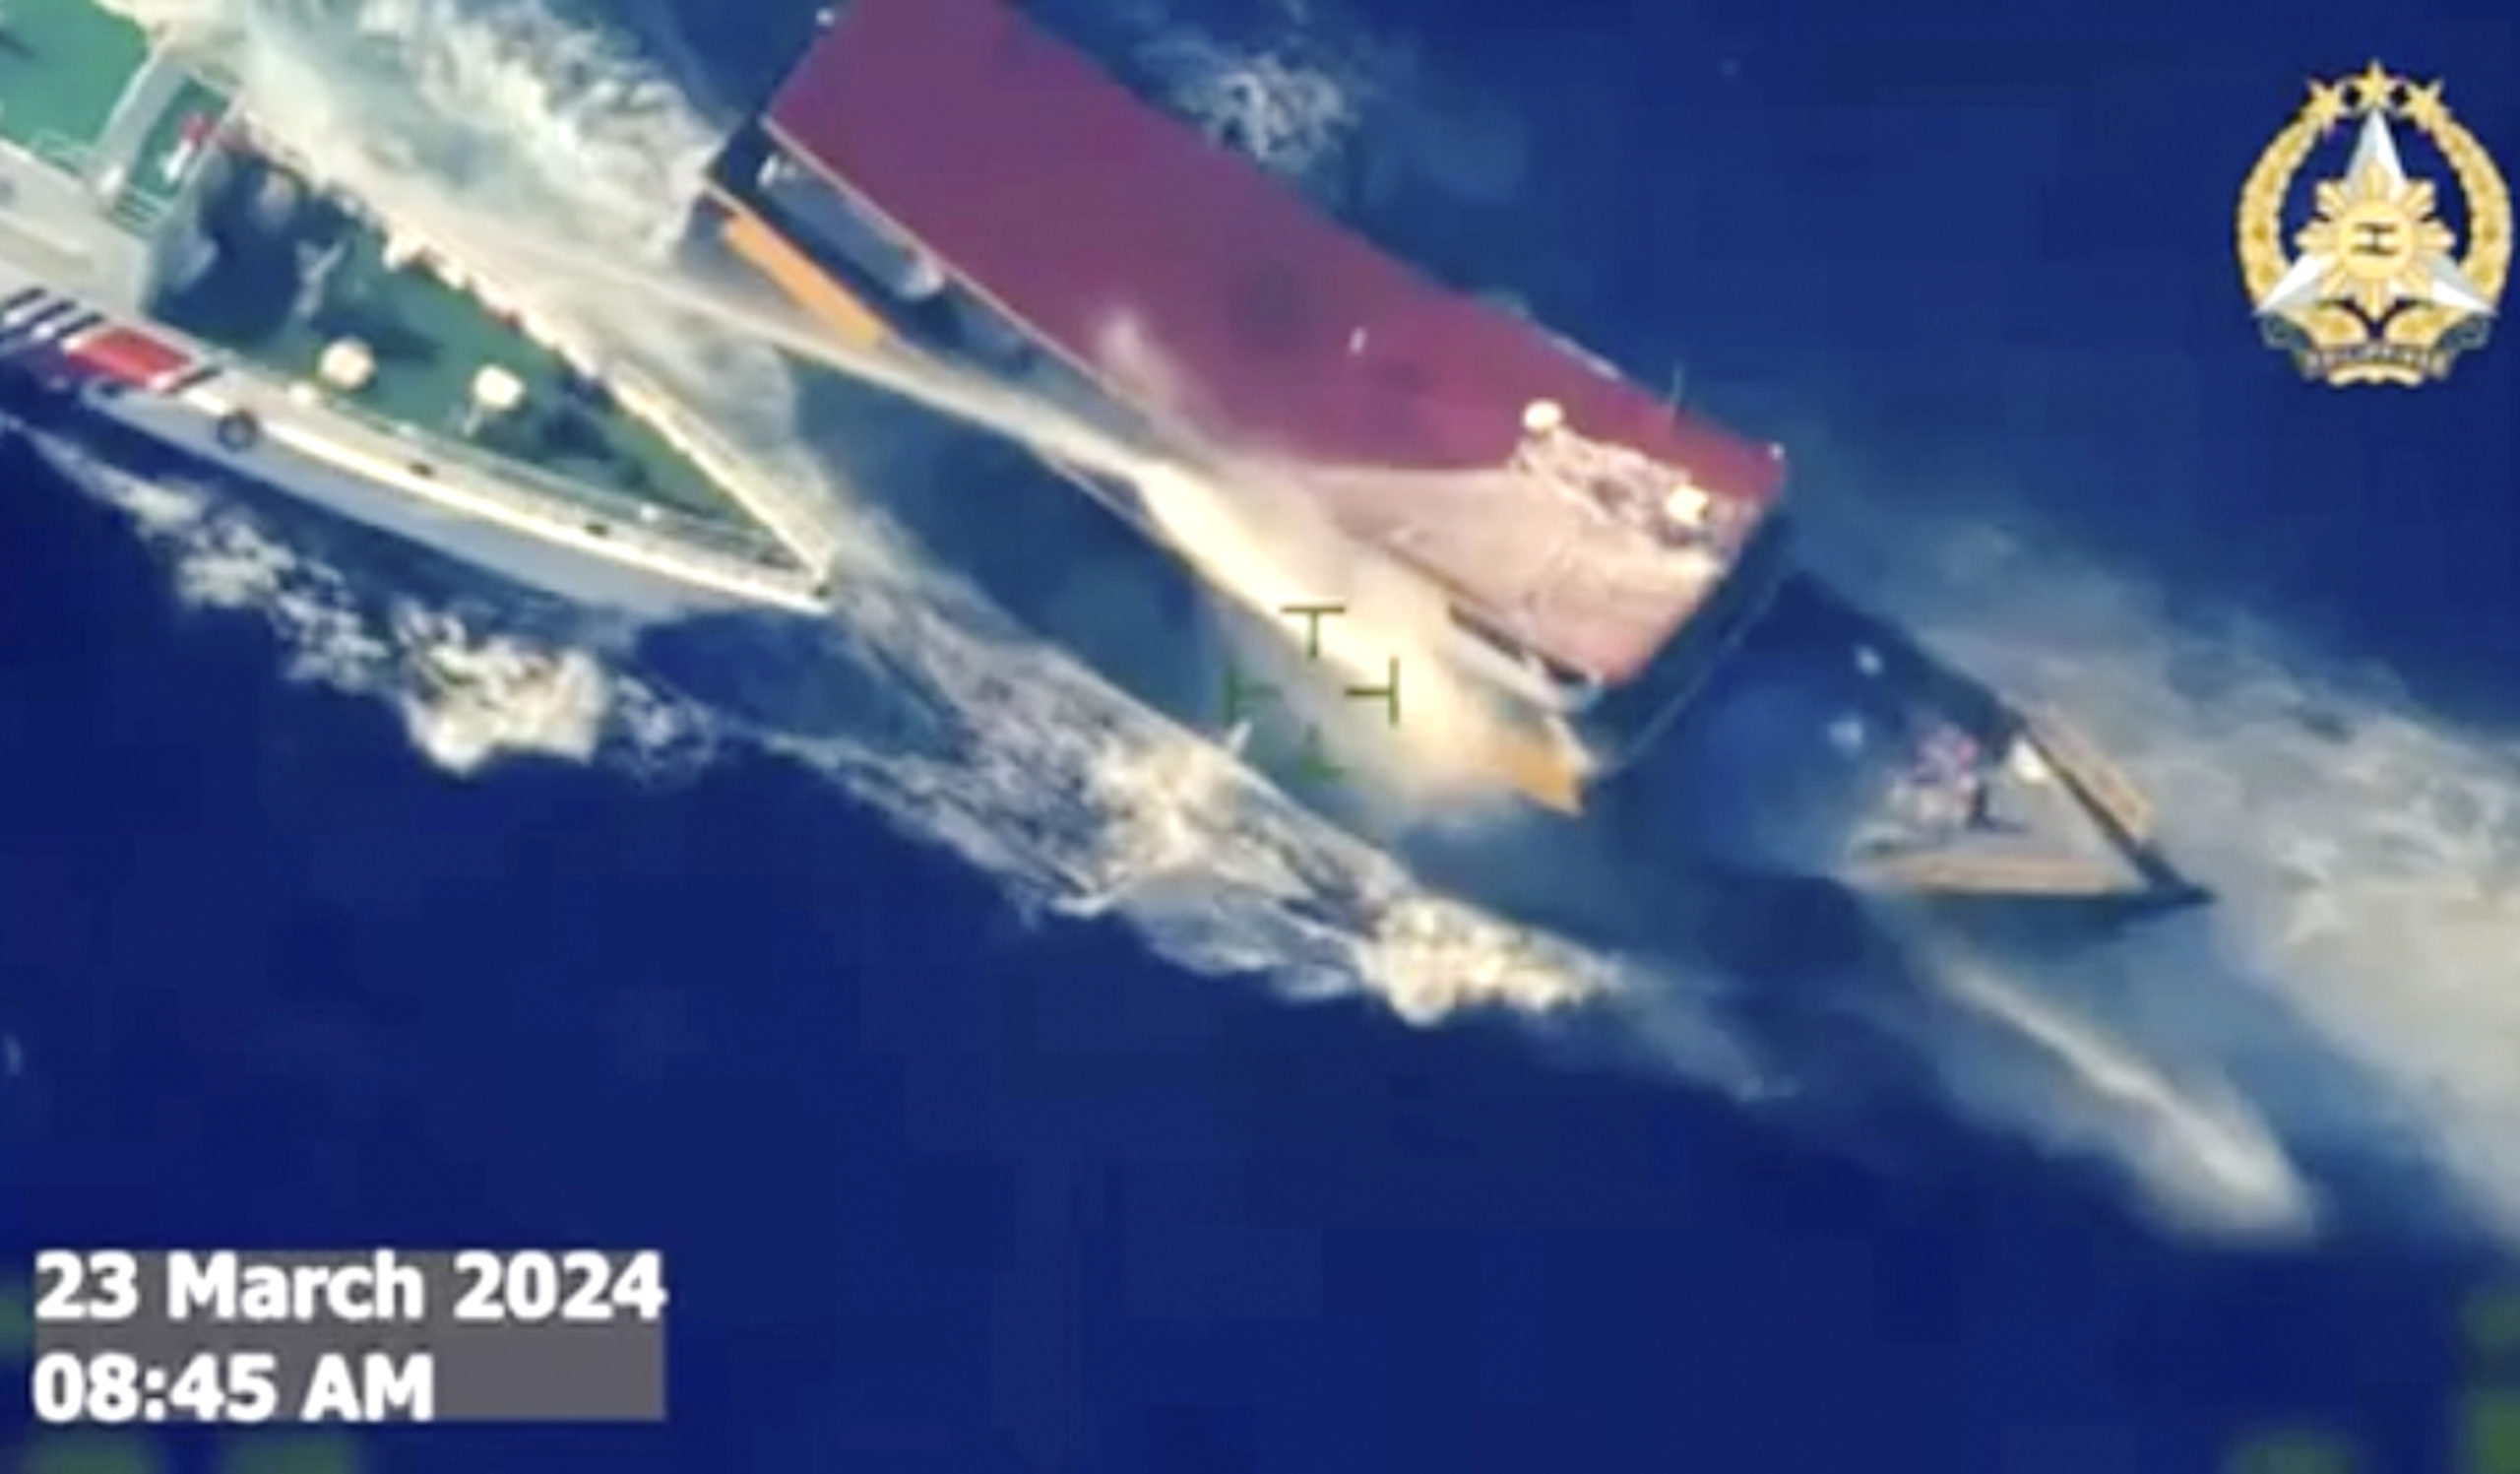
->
[[7, 0, 2519, 1468]]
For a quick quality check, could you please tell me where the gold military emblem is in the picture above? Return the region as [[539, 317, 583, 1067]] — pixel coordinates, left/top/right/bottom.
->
[[2237, 61, 2510, 384]]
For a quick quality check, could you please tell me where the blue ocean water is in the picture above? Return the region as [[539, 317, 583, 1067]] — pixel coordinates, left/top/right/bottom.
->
[[6, 0, 2518, 1469]]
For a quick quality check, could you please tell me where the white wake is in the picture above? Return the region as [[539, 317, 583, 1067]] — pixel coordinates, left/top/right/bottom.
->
[[1864, 522, 2520, 1238], [41, 439, 710, 776], [46, 0, 2511, 1245]]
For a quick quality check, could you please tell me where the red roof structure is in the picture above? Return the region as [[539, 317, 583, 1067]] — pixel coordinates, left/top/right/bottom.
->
[[64, 324, 190, 388], [763, 0, 1787, 681]]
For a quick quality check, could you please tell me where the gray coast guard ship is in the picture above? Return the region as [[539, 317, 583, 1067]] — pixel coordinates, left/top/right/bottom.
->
[[0, 0, 837, 618]]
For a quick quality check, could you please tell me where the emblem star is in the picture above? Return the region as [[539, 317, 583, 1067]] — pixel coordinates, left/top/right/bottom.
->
[[2253, 108, 2495, 322], [2398, 78, 2451, 132], [2301, 80, 2350, 133], [2345, 59, 2398, 115]]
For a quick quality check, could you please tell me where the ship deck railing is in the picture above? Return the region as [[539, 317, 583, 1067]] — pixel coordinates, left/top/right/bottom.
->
[[108, 186, 169, 234], [220, 120, 851, 576], [599, 360, 849, 573], [158, 314, 809, 576], [29, 130, 93, 177], [172, 352, 832, 611], [253, 367, 806, 572]]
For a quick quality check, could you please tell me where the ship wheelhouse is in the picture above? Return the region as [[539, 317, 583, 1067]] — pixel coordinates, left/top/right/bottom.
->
[[1434, 490, 1798, 776]]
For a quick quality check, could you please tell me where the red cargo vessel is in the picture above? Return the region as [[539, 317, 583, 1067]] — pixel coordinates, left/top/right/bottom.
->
[[702, 0, 2198, 907]]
